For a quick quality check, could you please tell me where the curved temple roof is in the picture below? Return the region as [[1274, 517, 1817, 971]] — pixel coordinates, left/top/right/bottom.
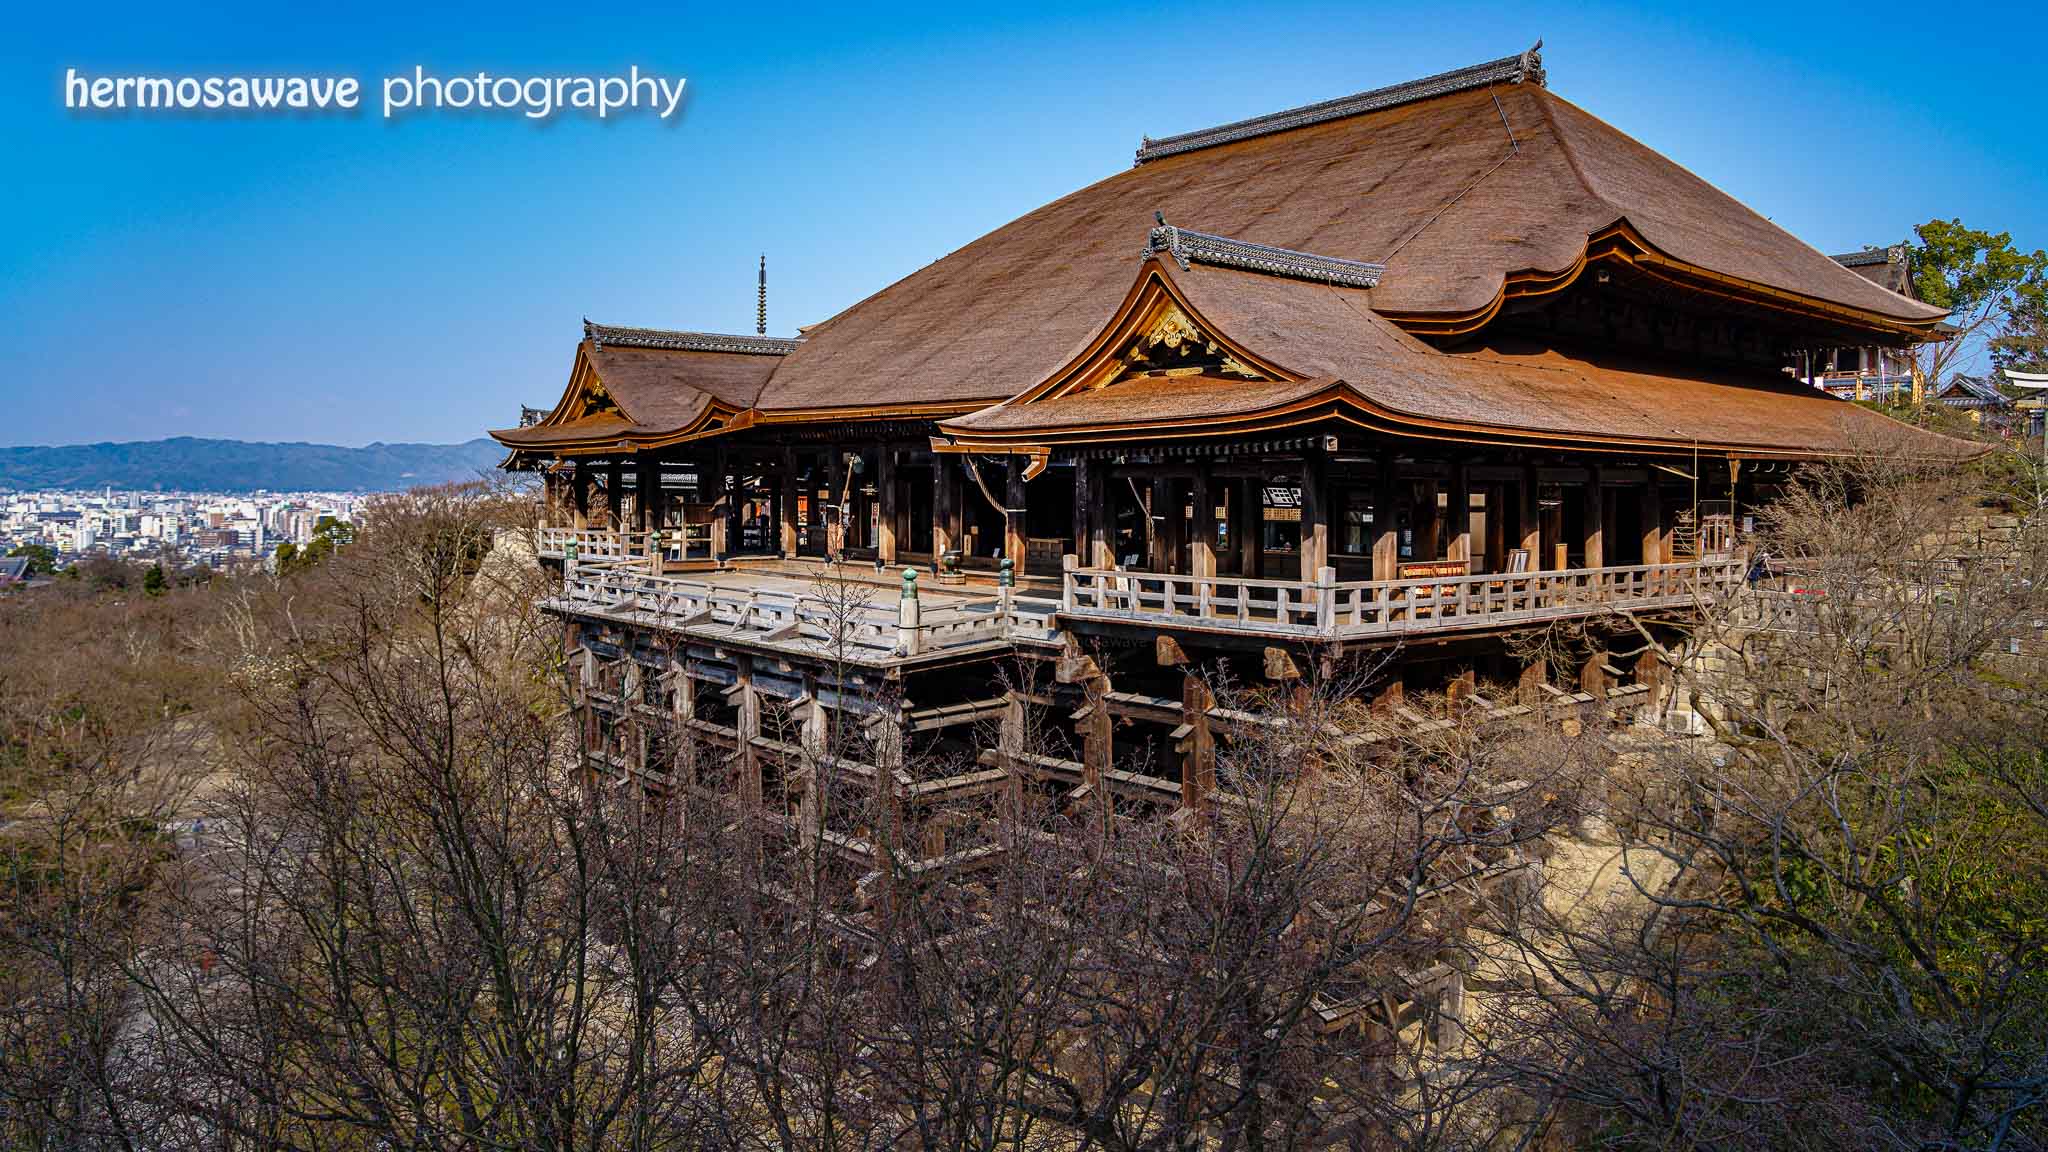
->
[[936, 258, 1976, 462], [492, 322, 784, 455], [493, 44, 1964, 463]]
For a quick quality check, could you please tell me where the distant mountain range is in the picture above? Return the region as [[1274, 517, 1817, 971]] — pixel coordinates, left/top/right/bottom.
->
[[0, 437, 508, 493]]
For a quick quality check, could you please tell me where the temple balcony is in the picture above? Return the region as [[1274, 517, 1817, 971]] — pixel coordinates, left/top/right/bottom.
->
[[545, 554, 1060, 669], [1058, 556, 1748, 642]]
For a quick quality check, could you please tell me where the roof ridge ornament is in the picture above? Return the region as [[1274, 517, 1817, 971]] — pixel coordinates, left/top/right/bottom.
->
[[1142, 217, 1385, 289], [1135, 41, 1545, 165], [583, 320, 801, 356]]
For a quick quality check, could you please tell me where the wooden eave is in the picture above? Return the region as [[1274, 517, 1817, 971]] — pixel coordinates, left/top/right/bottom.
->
[[1377, 220, 1950, 342], [487, 340, 758, 457], [929, 257, 1973, 464], [936, 382, 1892, 463]]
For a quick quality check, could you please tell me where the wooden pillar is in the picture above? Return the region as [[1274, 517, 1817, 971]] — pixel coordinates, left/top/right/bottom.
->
[[825, 449, 845, 558], [572, 459, 591, 529], [1417, 476, 1440, 561], [1147, 476, 1170, 572], [1300, 447, 1328, 582], [670, 652, 697, 790], [932, 455, 956, 561], [798, 676, 827, 854], [1004, 459, 1028, 570], [999, 689, 1027, 822], [1190, 462, 1217, 579], [1634, 649, 1668, 716], [736, 654, 762, 812], [779, 447, 799, 556], [1160, 476, 1188, 574], [1517, 658, 1546, 705], [1082, 459, 1112, 568], [877, 444, 898, 564], [1238, 475, 1261, 578], [1180, 672, 1216, 810], [1580, 651, 1610, 698], [1582, 466, 1604, 569], [710, 443, 730, 558], [1485, 483, 1507, 574], [1079, 674, 1114, 841], [636, 453, 659, 532], [1072, 454, 1093, 564], [1519, 460, 1541, 571], [605, 457, 624, 530], [1641, 480, 1664, 565], [1373, 454, 1399, 582], [1447, 460, 1471, 564]]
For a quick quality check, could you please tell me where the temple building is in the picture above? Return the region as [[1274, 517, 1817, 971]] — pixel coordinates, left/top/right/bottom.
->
[[491, 45, 1974, 801]]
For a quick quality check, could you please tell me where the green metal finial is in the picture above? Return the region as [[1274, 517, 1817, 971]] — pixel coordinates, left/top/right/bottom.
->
[[998, 557, 1014, 588], [902, 566, 918, 600]]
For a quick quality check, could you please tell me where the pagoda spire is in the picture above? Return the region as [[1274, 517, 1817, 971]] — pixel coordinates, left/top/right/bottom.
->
[[757, 254, 767, 336]]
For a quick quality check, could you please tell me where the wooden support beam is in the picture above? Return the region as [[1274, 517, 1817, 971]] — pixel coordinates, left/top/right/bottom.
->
[[671, 653, 697, 791], [1148, 476, 1171, 572], [736, 654, 762, 817], [779, 446, 799, 557], [1000, 689, 1028, 821], [1448, 460, 1471, 563], [1181, 672, 1216, 811], [1072, 454, 1093, 564], [1579, 651, 1609, 698], [1634, 648, 1668, 715], [1602, 483, 1619, 568], [877, 444, 898, 564], [605, 457, 624, 530], [1191, 462, 1217, 579], [1519, 459, 1542, 572], [825, 449, 846, 558], [1005, 460, 1028, 570], [1485, 483, 1506, 574], [572, 459, 591, 529], [636, 452, 659, 532], [1300, 446, 1328, 581], [1373, 454, 1399, 582], [933, 454, 957, 562], [1582, 466, 1604, 569], [1078, 676, 1114, 841], [799, 677, 826, 853], [1641, 481, 1664, 566], [1417, 476, 1440, 561], [1238, 475, 1261, 578], [710, 442, 730, 558]]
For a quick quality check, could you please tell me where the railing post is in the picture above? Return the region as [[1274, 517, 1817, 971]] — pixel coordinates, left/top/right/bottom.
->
[[1316, 566, 1336, 634], [998, 557, 1015, 629], [1062, 554, 1077, 611], [899, 567, 922, 655]]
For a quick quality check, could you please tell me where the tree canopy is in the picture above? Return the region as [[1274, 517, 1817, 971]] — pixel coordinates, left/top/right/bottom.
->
[[1905, 218, 2048, 389]]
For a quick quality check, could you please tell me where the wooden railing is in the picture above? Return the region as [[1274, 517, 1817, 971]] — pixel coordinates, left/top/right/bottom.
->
[[536, 525, 718, 570], [1062, 557, 1748, 639], [537, 526, 656, 564], [660, 523, 715, 565], [553, 558, 1045, 661]]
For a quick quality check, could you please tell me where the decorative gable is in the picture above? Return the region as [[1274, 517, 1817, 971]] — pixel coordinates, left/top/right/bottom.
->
[[1088, 302, 1267, 391], [575, 376, 621, 420]]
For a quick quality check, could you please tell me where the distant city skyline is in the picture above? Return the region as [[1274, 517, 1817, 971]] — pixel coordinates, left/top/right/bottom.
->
[[4, 0, 2043, 448]]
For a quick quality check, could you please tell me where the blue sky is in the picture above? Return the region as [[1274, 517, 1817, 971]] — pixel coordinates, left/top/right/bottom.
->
[[2, 0, 2042, 448]]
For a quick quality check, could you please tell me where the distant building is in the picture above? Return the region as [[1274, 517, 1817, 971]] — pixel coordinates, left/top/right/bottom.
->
[[0, 557, 27, 586], [1811, 246, 1922, 401], [1935, 374, 2021, 431]]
